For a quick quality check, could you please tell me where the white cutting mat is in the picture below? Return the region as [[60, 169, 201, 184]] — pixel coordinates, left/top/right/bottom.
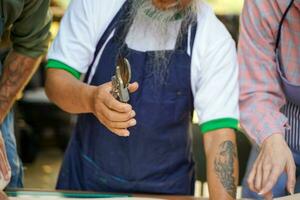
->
[[9, 197, 166, 200], [275, 193, 300, 199]]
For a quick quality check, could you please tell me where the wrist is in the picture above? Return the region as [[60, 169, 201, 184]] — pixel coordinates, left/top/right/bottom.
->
[[84, 85, 97, 114], [262, 133, 285, 147]]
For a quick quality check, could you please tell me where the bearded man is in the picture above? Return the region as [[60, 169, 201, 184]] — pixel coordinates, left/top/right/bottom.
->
[[45, 0, 239, 199]]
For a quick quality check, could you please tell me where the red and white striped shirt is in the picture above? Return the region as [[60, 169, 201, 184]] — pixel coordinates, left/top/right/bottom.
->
[[238, 0, 300, 145]]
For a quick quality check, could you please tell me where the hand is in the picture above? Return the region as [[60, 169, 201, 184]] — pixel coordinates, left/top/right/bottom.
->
[[152, 0, 192, 10], [92, 81, 139, 137], [0, 191, 8, 200], [247, 134, 296, 198], [0, 133, 11, 186]]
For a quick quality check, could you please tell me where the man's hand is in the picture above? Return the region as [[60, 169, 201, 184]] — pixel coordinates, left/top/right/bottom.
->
[[92, 82, 139, 137], [45, 69, 139, 137], [0, 133, 11, 187], [0, 191, 8, 200], [0, 51, 42, 123], [247, 134, 296, 198]]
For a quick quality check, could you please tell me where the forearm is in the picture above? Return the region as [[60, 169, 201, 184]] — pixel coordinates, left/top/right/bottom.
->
[[0, 51, 42, 123], [45, 68, 96, 114], [204, 128, 238, 200]]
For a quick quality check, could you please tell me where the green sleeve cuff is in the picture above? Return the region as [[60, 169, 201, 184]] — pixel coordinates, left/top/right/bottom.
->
[[200, 118, 239, 134], [46, 59, 81, 79]]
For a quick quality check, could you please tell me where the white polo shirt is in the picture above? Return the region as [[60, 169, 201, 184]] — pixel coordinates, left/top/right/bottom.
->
[[47, 0, 239, 133]]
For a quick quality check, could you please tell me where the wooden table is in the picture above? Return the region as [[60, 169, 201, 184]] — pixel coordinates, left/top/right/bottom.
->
[[4, 189, 206, 200], [4, 189, 300, 199]]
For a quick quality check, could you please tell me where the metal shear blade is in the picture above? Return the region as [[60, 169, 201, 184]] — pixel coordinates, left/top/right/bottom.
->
[[111, 57, 131, 103]]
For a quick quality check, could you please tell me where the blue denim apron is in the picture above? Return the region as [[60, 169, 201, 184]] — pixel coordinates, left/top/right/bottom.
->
[[0, 6, 23, 188], [57, 1, 197, 195]]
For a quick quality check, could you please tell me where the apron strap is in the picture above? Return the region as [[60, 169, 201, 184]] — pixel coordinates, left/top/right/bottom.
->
[[275, 0, 294, 51], [275, 0, 294, 79], [84, 0, 132, 82], [113, 3, 135, 46], [112, 0, 140, 59], [175, 15, 197, 53], [189, 21, 197, 56]]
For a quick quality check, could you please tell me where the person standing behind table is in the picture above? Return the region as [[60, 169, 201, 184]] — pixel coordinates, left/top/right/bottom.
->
[[0, 0, 52, 189], [239, 0, 300, 199], [46, 0, 240, 199]]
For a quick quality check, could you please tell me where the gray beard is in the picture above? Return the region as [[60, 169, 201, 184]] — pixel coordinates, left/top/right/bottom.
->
[[123, 0, 197, 84]]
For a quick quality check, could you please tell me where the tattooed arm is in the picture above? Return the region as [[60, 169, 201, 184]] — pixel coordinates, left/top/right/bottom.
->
[[0, 51, 42, 123], [204, 128, 238, 200]]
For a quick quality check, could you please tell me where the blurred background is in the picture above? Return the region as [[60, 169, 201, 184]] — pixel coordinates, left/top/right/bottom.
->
[[14, 0, 250, 198]]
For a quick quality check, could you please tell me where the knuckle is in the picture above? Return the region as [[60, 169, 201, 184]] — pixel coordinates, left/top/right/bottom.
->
[[273, 166, 281, 172], [115, 122, 121, 128], [263, 168, 271, 174], [120, 106, 126, 112], [127, 121, 132, 127], [247, 179, 252, 186], [291, 162, 296, 168], [97, 90, 104, 100], [269, 177, 277, 184], [290, 177, 296, 184], [263, 163, 272, 169], [114, 131, 122, 136], [272, 161, 279, 166], [107, 101, 113, 109], [94, 108, 100, 116], [263, 167, 271, 173], [107, 121, 113, 127], [101, 118, 109, 126], [100, 119, 107, 126], [113, 131, 120, 136], [290, 165, 296, 172], [109, 128, 119, 136], [107, 112, 113, 120], [116, 130, 125, 137], [249, 186, 255, 192], [125, 122, 131, 128]]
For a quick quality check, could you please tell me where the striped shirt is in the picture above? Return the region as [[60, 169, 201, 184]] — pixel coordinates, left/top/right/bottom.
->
[[238, 0, 300, 145]]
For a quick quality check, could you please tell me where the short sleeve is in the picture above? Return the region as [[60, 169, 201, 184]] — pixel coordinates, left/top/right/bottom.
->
[[47, 0, 125, 74], [11, 0, 52, 58], [47, 0, 97, 73], [191, 8, 239, 134]]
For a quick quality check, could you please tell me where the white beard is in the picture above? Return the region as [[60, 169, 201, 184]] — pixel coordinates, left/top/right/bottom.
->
[[124, 0, 198, 84]]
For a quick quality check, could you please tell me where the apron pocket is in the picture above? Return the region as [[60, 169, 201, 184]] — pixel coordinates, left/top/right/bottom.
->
[[80, 152, 133, 192]]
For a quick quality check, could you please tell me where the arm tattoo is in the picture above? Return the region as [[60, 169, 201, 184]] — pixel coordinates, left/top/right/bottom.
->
[[214, 141, 237, 198], [0, 59, 23, 109], [0, 52, 41, 122]]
